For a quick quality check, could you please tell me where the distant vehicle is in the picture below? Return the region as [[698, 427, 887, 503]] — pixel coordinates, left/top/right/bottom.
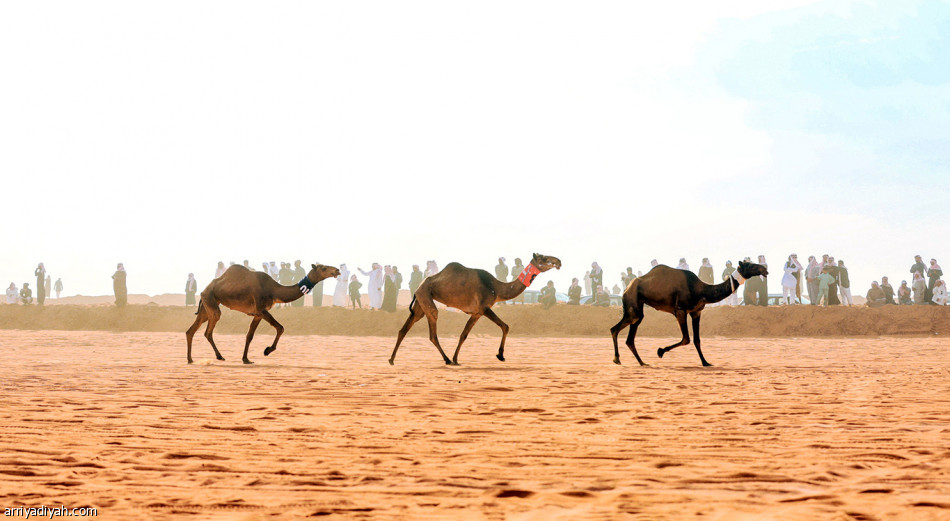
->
[[520, 290, 569, 304], [579, 294, 623, 307], [739, 293, 811, 306]]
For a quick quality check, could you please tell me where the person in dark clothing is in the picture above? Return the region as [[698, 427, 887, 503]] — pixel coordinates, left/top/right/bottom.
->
[[589, 262, 604, 295], [381, 266, 397, 312], [567, 277, 582, 305], [408, 265, 423, 295], [836, 260, 852, 305], [589, 285, 610, 307], [510, 258, 525, 304], [881, 276, 896, 305], [112, 263, 127, 307], [825, 257, 840, 306], [539, 280, 557, 309], [393, 266, 403, 295], [185, 273, 197, 306], [348, 275, 362, 309], [910, 255, 927, 279], [926, 259, 943, 304], [622, 267, 636, 287], [292, 260, 308, 307], [35, 263, 46, 306], [20, 283, 33, 304]]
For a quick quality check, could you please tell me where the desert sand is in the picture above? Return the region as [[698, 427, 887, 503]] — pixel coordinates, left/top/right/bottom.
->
[[1, 328, 949, 520]]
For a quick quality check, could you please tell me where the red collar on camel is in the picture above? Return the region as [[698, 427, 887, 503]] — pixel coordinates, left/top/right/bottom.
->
[[518, 264, 541, 286]]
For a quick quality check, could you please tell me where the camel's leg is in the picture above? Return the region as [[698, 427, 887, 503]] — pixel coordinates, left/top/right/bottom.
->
[[259, 309, 284, 360], [609, 308, 634, 365], [242, 316, 263, 365], [624, 314, 646, 366], [482, 308, 509, 361], [657, 310, 690, 359], [451, 314, 481, 365], [202, 303, 226, 362], [423, 308, 453, 365], [691, 311, 712, 367], [390, 305, 424, 365], [185, 306, 210, 364]]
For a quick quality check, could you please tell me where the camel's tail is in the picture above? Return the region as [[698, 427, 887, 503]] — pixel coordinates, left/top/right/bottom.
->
[[195, 298, 202, 315]]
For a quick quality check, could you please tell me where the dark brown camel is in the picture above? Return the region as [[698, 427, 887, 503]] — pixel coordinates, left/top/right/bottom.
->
[[609, 260, 768, 366], [389, 253, 561, 365], [185, 263, 340, 364]]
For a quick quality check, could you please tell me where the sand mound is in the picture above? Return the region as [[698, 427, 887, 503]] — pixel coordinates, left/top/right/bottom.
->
[[1, 303, 947, 337]]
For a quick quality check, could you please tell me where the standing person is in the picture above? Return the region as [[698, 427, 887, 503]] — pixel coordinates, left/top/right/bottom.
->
[[494, 257, 509, 289], [589, 262, 603, 295], [393, 266, 403, 296], [424, 260, 439, 279], [926, 259, 943, 304], [348, 275, 362, 309], [825, 256, 840, 305], [611, 283, 621, 294], [676, 258, 689, 271], [540, 280, 557, 309], [185, 273, 197, 306], [790, 254, 804, 303], [933, 279, 948, 305], [567, 278, 582, 305], [53, 278, 62, 299], [910, 255, 927, 280], [898, 281, 913, 305], [408, 265, 423, 295], [698, 258, 714, 285], [261, 262, 269, 275], [214, 261, 226, 279], [268, 261, 279, 280], [278, 264, 294, 307], [721, 261, 739, 306], [913, 272, 927, 304], [6, 283, 18, 304], [45, 274, 51, 300], [817, 267, 835, 306], [622, 267, 636, 287], [112, 263, 127, 307], [34, 263, 46, 306], [583, 271, 592, 296], [510, 258, 526, 304], [381, 265, 397, 312], [19, 283, 33, 304], [837, 260, 853, 306], [757, 255, 769, 306], [358, 263, 383, 309], [881, 276, 896, 305], [781, 256, 799, 305], [805, 256, 821, 305], [332, 264, 350, 307], [243, 260, 252, 270], [292, 260, 307, 307], [311, 272, 325, 307], [741, 257, 755, 305]]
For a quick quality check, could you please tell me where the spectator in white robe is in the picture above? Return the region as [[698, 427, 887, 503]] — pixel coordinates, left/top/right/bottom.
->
[[933, 279, 948, 306], [214, 261, 226, 279], [5, 283, 18, 304], [359, 263, 383, 309], [677, 258, 689, 271], [332, 264, 350, 307], [781, 256, 800, 305]]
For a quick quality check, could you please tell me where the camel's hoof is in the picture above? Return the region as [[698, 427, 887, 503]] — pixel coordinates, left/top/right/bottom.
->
[[243, 359, 254, 365], [657, 348, 665, 358], [187, 359, 194, 364], [613, 358, 621, 365], [264, 346, 276, 356], [702, 362, 713, 367], [216, 355, 225, 361], [388, 359, 395, 366], [496, 354, 505, 362], [444, 359, 453, 365]]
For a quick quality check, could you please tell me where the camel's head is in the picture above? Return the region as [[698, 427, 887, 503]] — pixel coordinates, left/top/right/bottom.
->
[[309, 264, 341, 283], [737, 260, 768, 279], [531, 253, 562, 272]]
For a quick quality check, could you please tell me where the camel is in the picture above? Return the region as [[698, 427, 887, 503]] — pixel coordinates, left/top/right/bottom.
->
[[389, 253, 561, 366], [609, 260, 768, 367], [185, 263, 340, 364]]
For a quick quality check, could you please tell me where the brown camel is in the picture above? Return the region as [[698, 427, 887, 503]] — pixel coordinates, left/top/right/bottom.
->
[[389, 253, 561, 365], [609, 260, 768, 367], [185, 263, 340, 364]]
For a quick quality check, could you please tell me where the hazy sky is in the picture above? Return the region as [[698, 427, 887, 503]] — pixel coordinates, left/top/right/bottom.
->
[[2, 0, 947, 298]]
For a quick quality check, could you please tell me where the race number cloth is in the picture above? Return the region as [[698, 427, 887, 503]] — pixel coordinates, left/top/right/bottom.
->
[[518, 264, 541, 286], [298, 277, 315, 294], [730, 270, 745, 292]]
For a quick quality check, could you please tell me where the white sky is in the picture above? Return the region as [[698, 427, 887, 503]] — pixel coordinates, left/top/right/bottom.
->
[[1, 0, 941, 298]]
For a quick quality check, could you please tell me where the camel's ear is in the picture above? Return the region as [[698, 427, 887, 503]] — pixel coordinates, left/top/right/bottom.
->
[[312, 264, 317, 270], [533, 252, 540, 260]]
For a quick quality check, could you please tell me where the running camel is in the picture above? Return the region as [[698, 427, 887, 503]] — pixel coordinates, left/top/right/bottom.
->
[[609, 260, 768, 366], [186, 263, 340, 364], [389, 253, 561, 365]]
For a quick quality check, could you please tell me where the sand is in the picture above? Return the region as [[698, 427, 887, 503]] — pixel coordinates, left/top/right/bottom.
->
[[1, 330, 949, 520]]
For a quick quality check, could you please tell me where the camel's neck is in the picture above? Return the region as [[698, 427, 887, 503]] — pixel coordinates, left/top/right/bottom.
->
[[700, 273, 742, 304], [495, 263, 540, 301], [273, 282, 306, 304]]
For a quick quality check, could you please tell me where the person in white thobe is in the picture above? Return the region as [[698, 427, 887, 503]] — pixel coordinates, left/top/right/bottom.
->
[[677, 258, 690, 271], [781, 256, 800, 305], [214, 261, 226, 279], [359, 263, 383, 309], [5, 283, 17, 304], [333, 264, 350, 307]]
